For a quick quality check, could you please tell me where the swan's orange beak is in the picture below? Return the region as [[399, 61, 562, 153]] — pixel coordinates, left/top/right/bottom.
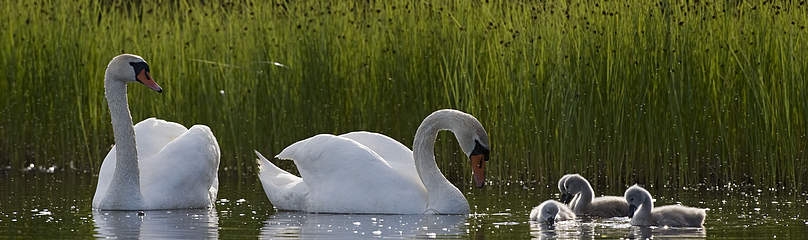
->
[[136, 69, 163, 93], [470, 154, 486, 188]]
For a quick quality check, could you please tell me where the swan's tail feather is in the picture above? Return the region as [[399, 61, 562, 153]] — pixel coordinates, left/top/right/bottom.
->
[[255, 150, 308, 211], [257, 150, 285, 176]]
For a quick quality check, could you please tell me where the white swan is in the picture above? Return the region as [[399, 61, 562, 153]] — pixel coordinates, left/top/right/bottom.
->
[[624, 185, 707, 227], [530, 200, 575, 225], [92, 54, 220, 210], [256, 109, 490, 214], [560, 174, 629, 217]]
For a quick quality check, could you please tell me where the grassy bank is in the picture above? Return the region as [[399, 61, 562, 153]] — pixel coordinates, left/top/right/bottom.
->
[[1, 0, 806, 192]]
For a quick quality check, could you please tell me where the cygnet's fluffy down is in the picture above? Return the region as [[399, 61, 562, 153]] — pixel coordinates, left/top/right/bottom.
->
[[530, 200, 576, 225], [560, 174, 629, 217], [624, 185, 707, 227]]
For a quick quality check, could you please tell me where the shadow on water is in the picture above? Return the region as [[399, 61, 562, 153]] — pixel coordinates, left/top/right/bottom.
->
[[92, 209, 219, 239], [260, 212, 467, 239]]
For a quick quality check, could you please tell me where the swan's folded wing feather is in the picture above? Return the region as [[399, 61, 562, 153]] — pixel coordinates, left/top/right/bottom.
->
[[139, 124, 220, 209], [275, 134, 394, 186], [275, 134, 427, 213], [256, 150, 308, 211], [339, 131, 413, 165], [339, 131, 420, 184], [133, 118, 188, 160]]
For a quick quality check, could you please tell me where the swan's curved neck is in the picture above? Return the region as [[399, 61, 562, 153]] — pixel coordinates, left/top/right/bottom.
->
[[102, 77, 144, 208], [640, 193, 653, 214], [577, 181, 594, 208], [413, 112, 468, 214], [632, 192, 654, 224]]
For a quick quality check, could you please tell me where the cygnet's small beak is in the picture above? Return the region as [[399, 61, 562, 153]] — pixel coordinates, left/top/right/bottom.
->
[[136, 69, 163, 93]]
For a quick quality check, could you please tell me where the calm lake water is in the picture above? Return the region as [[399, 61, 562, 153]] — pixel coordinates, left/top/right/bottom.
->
[[1, 168, 807, 239]]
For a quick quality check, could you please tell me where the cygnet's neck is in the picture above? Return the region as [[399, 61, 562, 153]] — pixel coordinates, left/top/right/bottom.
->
[[576, 179, 595, 209]]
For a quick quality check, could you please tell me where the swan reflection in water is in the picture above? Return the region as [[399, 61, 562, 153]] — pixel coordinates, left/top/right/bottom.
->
[[529, 219, 589, 239], [92, 209, 219, 239], [529, 217, 706, 239], [261, 212, 467, 239], [625, 225, 707, 239]]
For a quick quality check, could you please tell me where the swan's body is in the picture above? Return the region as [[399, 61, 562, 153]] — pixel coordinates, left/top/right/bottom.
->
[[560, 174, 629, 218], [624, 185, 707, 227], [257, 109, 490, 214], [92, 54, 220, 210], [530, 200, 575, 225]]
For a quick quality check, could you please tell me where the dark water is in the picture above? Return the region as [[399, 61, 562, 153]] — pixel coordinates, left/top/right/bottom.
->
[[1, 169, 807, 239]]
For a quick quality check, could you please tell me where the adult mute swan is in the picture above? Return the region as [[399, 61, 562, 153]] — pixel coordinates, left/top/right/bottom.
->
[[624, 185, 707, 227], [92, 54, 220, 210], [559, 174, 629, 217], [256, 109, 490, 214], [530, 200, 575, 225]]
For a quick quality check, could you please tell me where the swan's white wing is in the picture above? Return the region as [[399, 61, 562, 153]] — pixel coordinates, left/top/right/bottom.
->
[[339, 131, 412, 163], [256, 150, 308, 211], [139, 124, 220, 209], [275, 134, 427, 214], [93, 118, 187, 207], [338, 131, 421, 185], [133, 118, 189, 159]]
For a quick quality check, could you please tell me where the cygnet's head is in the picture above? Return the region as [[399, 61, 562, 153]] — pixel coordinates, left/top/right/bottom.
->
[[557, 174, 575, 204], [624, 184, 652, 218], [561, 174, 589, 202], [105, 54, 162, 92], [537, 200, 560, 225]]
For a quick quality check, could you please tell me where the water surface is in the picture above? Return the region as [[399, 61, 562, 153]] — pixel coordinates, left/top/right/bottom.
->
[[1, 169, 806, 239]]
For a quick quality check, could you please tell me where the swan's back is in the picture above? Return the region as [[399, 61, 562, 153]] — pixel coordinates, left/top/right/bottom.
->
[[339, 131, 420, 184], [134, 118, 188, 159], [651, 205, 707, 227], [274, 134, 427, 213], [585, 196, 630, 217], [339, 131, 412, 165]]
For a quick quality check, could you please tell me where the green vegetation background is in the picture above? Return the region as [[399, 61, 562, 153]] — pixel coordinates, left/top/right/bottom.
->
[[1, 0, 806, 192]]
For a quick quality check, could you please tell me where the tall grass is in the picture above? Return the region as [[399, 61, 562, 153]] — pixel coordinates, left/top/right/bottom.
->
[[1, 0, 806, 192]]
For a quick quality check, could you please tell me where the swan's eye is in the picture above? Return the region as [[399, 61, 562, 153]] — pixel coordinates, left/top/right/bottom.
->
[[129, 62, 150, 79], [471, 140, 490, 161]]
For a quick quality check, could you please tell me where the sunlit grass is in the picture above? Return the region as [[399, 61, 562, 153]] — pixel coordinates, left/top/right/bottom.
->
[[1, 0, 806, 192]]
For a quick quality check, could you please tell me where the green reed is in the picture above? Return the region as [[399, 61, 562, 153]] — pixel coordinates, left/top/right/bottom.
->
[[1, 0, 806, 192]]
